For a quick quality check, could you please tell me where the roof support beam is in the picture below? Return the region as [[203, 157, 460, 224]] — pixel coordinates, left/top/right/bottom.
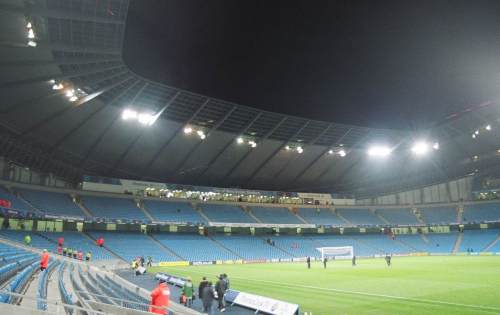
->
[[222, 116, 288, 184], [197, 112, 263, 179]]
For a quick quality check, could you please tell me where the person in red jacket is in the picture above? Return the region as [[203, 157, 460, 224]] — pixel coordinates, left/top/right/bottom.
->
[[77, 251, 83, 261], [58, 237, 64, 247], [40, 249, 49, 271], [57, 246, 62, 255], [149, 279, 170, 314], [96, 237, 104, 247]]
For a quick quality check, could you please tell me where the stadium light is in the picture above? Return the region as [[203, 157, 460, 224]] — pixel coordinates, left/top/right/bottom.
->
[[296, 146, 303, 154], [485, 125, 492, 131], [433, 142, 439, 150], [338, 149, 346, 157], [475, 130, 479, 135], [197, 130, 206, 140], [28, 29, 35, 39], [52, 83, 64, 90], [138, 113, 154, 125], [248, 140, 257, 148], [69, 96, 78, 102], [236, 137, 244, 144], [184, 127, 193, 134], [368, 145, 391, 157], [328, 150, 334, 155], [285, 145, 291, 151], [26, 22, 32, 29], [27, 40, 37, 47], [65, 89, 75, 98], [411, 141, 430, 156], [472, 133, 476, 139], [121, 109, 137, 120]]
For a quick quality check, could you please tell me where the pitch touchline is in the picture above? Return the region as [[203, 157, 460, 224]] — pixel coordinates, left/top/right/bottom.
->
[[163, 266, 500, 313]]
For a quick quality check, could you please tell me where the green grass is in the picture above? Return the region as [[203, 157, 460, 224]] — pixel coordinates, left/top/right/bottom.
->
[[149, 256, 500, 315]]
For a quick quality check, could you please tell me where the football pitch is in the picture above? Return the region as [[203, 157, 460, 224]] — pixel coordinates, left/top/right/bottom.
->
[[149, 256, 500, 315]]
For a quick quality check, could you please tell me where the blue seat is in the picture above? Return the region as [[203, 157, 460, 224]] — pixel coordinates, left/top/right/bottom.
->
[[201, 204, 255, 223], [82, 196, 147, 221], [144, 200, 205, 223], [18, 189, 85, 218], [251, 207, 301, 224]]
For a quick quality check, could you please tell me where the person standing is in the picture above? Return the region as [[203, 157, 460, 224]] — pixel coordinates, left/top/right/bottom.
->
[[58, 236, 64, 247], [40, 249, 49, 271], [323, 257, 327, 269], [147, 256, 153, 267], [307, 256, 311, 269], [24, 234, 31, 246], [86, 251, 92, 261], [352, 255, 356, 267], [149, 279, 170, 314], [202, 281, 215, 315], [198, 277, 209, 300], [215, 275, 227, 312], [57, 245, 62, 255], [385, 254, 391, 267], [182, 277, 194, 307]]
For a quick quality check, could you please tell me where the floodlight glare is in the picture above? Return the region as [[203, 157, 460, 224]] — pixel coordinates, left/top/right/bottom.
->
[[27, 40, 37, 47], [28, 29, 35, 39], [236, 137, 244, 144], [285, 145, 291, 151], [26, 22, 32, 29], [138, 113, 154, 125], [338, 149, 346, 157], [485, 125, 492, 131], [52, 83, 63, 90], [183, 127, 193, 134], [411, 141, 429, 155], [121, 109, 137, 120], [433, 142, 439, 150], [199, 133, 206, 140], [65, 89, 75, 98], [69, 96, 78, 102], [328, 150, 334, 155], [472, 134, 476, 139], [368, 146, 391, 157], [475, 130, 479, 135], [296, 146, 303, 154], [248, 140, 257, 148]]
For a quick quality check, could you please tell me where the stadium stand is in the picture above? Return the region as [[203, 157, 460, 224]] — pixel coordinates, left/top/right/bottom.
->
[[81, 196, 147, 221], [376, 208, 420, 225], [41, 231, 114, 260], [200, 204, 256, 223], [336, 208, 385, 225], [353, 234, 413, 254], [0, 186, 35, 213], [419, 206, 458, 225], [309, 234, 381, 256], [212, 235, 290, 259], [250, 207, 302, 224], [144, 200, 205, 223], [463, 202, 500, 223], [152, 233, 238, 261], [87, 232, 178, 262], [297, 208, 345, 225], [0, 230, 54, 250], [458, 229, 500, 252], [17, 189, 85, 218]]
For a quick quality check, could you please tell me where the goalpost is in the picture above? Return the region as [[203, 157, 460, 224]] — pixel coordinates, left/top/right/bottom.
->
[[316, 246, 354, 261]]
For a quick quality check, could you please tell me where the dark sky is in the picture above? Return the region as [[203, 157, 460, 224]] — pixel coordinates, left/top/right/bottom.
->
[[123, 0, 500, 129]]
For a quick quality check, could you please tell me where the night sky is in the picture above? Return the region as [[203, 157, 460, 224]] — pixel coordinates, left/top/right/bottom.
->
[[123, 0, 500, 129]]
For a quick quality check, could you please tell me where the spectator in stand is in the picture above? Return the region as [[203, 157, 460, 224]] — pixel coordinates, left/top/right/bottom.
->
[[77, 251, 83, 261], [63, 247, 67, 256], [96, 237, 104, 247], [86, 251, 92, 261], [202, 282, 215, 315], [58, 236, 64, 247], [67, 248, 72, 258], [73, 249, 77, 259], [24, 234, 31, 246], [40, 249, 49, 271], [149, 278, 170, 314], [182, 277, 194, 307], [198, 277, 209, 300], [147, 256, 153, 267], [215, 275, 227, 312], [57, 245, 62, 255]]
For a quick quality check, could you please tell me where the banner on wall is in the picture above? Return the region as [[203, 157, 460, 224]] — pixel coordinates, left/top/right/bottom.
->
[[157, 261, 190, 267], [227, 290, 299, 315]]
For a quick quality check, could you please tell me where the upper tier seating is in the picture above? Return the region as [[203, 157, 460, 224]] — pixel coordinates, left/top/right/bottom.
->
[[336, 208, 384, 225], [459, 229, 499, 252], [0, 186, 34, 213], [297, 208, 345, 225], [201, 204, 256, 223], [144, 200, 205, 223], [153, 233, 237, 261], [463, 202, 500, 223], [18, 189, 84, 217], [213, 235, 289, 259], [0, 230, 54, 250], [250, 207, 302, 224], [81, 196, 147, 221], [376, 208, 420, 225], [88, 232, 178, 262], [419, 206, 457, 225]]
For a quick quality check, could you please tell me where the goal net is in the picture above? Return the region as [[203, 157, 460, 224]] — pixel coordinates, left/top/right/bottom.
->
[[316, 246, 354, 261]]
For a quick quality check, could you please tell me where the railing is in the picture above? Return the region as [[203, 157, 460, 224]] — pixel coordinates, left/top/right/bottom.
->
[[37, 260, 60, 310]]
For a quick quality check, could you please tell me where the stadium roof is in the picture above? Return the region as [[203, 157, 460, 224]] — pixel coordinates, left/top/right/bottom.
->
[[0, 0, 499, 196]]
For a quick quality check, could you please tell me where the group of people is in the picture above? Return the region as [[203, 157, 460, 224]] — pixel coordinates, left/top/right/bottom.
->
[[149, 273, 230, 315], [306, 255, 358, 268], [132, 256, 153, 275], [24, 234, 95, 262]]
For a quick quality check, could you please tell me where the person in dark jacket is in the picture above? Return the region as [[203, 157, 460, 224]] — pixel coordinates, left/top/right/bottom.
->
[[215, 275, 227, 312], [307, 256, 311, 269], [202, 282, 215, 314], [198, 277, 209, 300], [222, 274, 230, 290]]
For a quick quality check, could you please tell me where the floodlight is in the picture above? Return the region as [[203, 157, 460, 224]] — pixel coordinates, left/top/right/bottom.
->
[[285, 145, 291, 151], [65, 89, 75, 98], [338, 149, 346, 157], [26, 22, 32, 29], [328, 150, 334, 155], [236, 137, 244, 144], [485, 125, 491, 131], [248, 140, 257, 148], [69, 96, 78, 102], [475, 130, 479, 135], [122, 109, 137, 120], [368, 145, 391, 157], [28, 29, 35, 39], [183, 127, 193, 134], [296, 146, 303, 154], [433, 142, 439, 150], [138, 113, 154, 125], [411, 141, 429, 155], [52, 83, 63, 90], [199, 133, 206, 140], [472, 134, 476, 139], [48, 79, 56, 84], [197, 130, 205, 138], [27, 40, 37, 47]]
